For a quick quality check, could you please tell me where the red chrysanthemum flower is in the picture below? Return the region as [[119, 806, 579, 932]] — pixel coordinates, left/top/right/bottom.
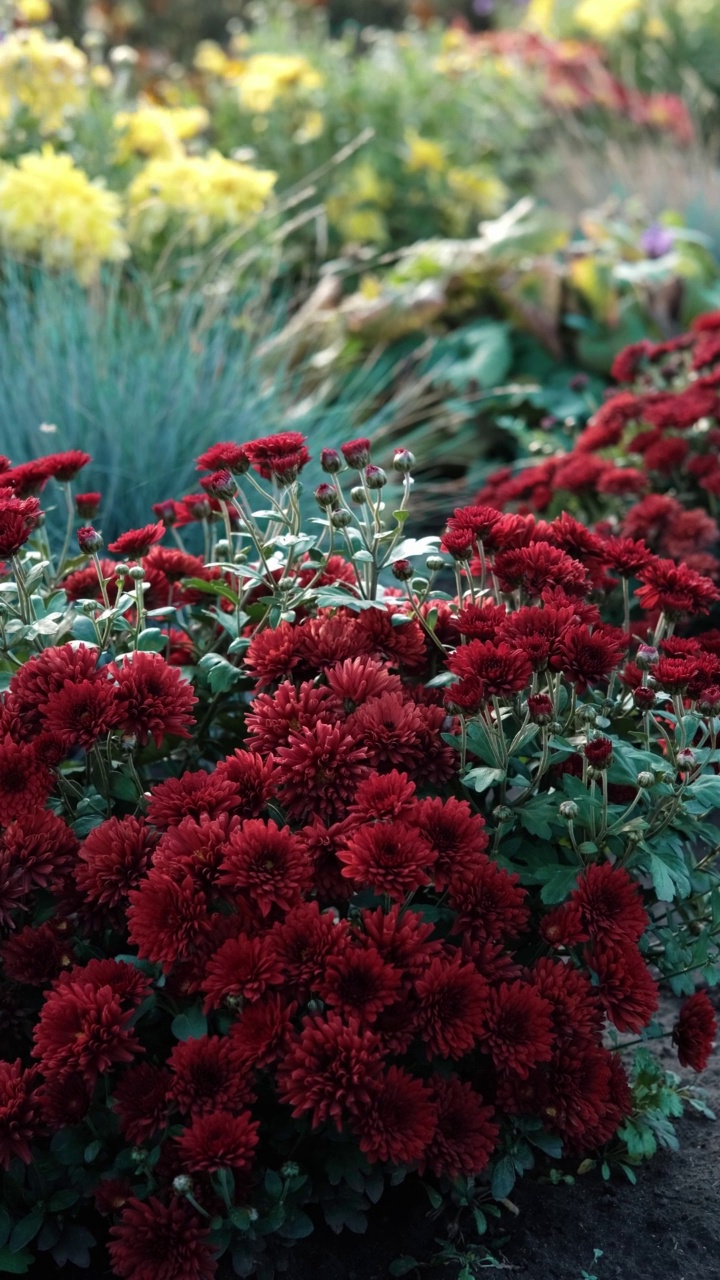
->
[[552, 625, 626, 692], [448, 857, 529, 943], [354, 607, 427, 673], [33, 979, 141, 1084], [530, 957, 602, 1048], [110, 652, 197, 746], [245, 680, 341, 754], [278, 1013, 384, 1129], [151, 813, 239, 888], [0, 736, 53, 825], [168, 1036, 254, 1116], [350, 769, 417, 822], [447, 639, 532, 702], [415, 954, 488, 1059], [4, 459, 51, 498], [673, 991, 717, 1071], [493, 544, 588, 599], [218, 819, 311, 916], [636, 558, 720, 618], [297, 814, 356, 903], [498, 605, 577, 672], [196, 441, 250, 473], [146, 771, 238, 829], [571, 863, 648, 946], [0, 492, 42, 556], [587, 941, 659, 1033], [421, 1076, 498, 1178], [325, 655, 403, 709], [109, 1196, 217, 1280], [500, 1043, 631, 1154], [76, 816, 158, 925], [42, 449, 91, 483], [359, 904, 440, 980], [75, 491, 101, 519], [202, 933, 283, 1011], [0, 1059, 42, 1169], [318, 944, 402, 1024], [176, 1107, 259, 1173], [1, 808, 77, 894], [55, 958, 150, 1007], [348, 692, 429, 776], [244, 621, 301, 687], [112, 1063, 171, 1145], [1, 921, 73, 987], [108, 522, 165, 557], [229, 994, 296, 1071], [275, 722, 370, 822], [481, 981, 554, 1078], [38, 1069, 91, 1129], [213, 749, 278, 817], [408, 796, 489, 891], [268, 901, 349, 996], [339, 820, 435, 899], [128, 871, 213, 965], [245, 431, 310, 481], [40, 675, 119, 749], [350, 1066, 436, 1166]]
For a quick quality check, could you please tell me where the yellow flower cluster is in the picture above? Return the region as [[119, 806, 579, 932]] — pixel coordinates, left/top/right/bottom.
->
[[194, 42, 322, 113], [0, 29, 88, 134], [114, 104, 210, 162], [127, 151, 277, 248], [0, 148, 128, 283], [15, 0, 51, 21]]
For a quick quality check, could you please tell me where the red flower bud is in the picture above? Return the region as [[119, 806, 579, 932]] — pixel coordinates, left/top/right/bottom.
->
[[340, 438, 371, 469], [584, 737, 613, 769], [77, 526, 103, 555]]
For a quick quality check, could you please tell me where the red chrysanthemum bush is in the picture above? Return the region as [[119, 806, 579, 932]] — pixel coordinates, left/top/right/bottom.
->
[[476, 311, 720, 586], [0, 429, 717, 1277]]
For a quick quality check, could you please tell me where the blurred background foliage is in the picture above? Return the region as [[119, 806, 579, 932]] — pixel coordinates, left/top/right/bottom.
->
[[3, 0, 720, 530]]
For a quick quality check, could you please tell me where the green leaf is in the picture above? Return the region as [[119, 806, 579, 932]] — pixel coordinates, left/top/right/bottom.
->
[[137, 628, 166, 652], [84, 1139, 102, 1163], [198, 653, 242, 694], [527, 1130, 563, 1158], [491, 1156, 516, 1201], [9, 1210, 43, 1254], [539, 865, 580, 905], [462, 766, 505, 794], [0, 1248, 31, 1274], [171, 1007, 208, 1041], [389, 1259, 419, 1277], [264, 1170, 283, 1198], [229, 1208, 253, 1232], [278, 1210, 314, 1240]]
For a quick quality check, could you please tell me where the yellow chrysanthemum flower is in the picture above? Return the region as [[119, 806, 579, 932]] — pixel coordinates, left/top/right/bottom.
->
[[574, 0, 642, 37], [0, 148, 128, 283], [234, 54, 323, 113], [16, 0, 51, 22], [90, 65, 113, 89], [114, 104, 210, 162], [127, 151, 277, 248], [405, 130, 447, 175], [0, 29, 87, 134], [193, 40, 230, 77], [446, 167, 508, 216]]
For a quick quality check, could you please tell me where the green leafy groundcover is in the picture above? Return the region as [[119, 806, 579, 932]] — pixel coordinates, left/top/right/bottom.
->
[[0, 396, 716, 1278]]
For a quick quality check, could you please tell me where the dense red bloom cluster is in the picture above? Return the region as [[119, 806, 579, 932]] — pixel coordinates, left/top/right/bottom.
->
[[0, 421, 716, 1280]]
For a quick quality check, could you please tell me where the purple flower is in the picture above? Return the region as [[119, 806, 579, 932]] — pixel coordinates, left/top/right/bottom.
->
[[641, 222, 675, 259]]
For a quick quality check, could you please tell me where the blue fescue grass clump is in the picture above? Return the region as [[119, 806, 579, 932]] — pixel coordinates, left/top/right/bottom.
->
[[0, 266, 350, 539]]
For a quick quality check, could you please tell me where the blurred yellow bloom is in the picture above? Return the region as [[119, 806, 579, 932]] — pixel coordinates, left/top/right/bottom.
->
[[405, 130, 447, 174], [127, 151, 277, 248], [90, 65, 113, 89], [193, 40, 230, 77], [234, 54, 322, 113], [114, 104, 210, 162], [326, 161, 391, 246], [293, 110, 324, 144], [446, 167, 508, 216], [575, 0, 642, 37], [0, 148, 128, 283], [0, 29, 88, 133], [524, 0, 557, 34], [16, 0, 51, 21]]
